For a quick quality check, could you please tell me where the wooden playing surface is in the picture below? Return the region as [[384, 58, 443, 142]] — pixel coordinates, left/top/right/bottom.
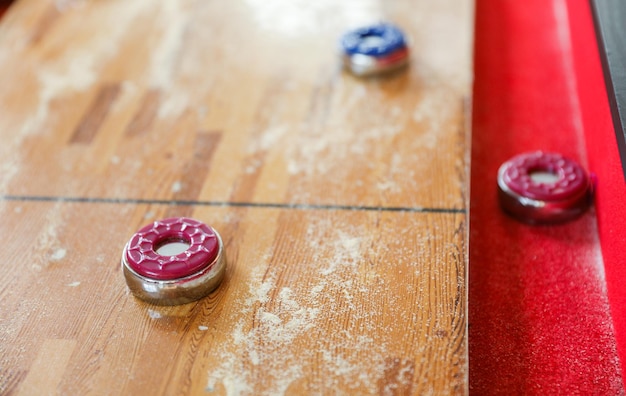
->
[[0, 0, 473, 394]]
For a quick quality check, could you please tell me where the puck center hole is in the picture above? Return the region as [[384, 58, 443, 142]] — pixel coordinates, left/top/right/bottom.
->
[[360, 34, 385, 49], [155, 237, 191, 256], [529, 168, 560, 184]]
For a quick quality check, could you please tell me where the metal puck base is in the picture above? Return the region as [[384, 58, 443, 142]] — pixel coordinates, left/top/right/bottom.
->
[[341, 47, 409, 76]]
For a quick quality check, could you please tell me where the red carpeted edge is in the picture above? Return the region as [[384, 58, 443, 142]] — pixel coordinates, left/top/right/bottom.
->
[[567, 0, 626, 386], [469, 0, 623, 393]]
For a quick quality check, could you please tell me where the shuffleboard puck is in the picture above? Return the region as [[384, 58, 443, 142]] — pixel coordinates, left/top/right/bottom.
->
[[121, 217, 226, 305], [497, 151, 593, 224], [340, 23, 409, 76]]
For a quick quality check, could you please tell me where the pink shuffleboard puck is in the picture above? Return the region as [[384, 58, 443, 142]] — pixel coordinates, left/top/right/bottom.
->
[[497, 151, 593, 224], [121, 217, 226, 305]]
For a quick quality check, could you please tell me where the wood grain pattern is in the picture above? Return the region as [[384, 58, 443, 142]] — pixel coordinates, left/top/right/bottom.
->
[[71, 83, 122, 144], [17, 339, 77, 395], [0, 0, 473, 394]]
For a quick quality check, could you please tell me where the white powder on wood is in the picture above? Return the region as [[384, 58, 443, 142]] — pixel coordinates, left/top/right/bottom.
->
[[171, 181, 182, 193], [33, 203, 66, 270], [51, 248, 67, 261], [0, 0, 153, 198], [206, 220, 397, 394]]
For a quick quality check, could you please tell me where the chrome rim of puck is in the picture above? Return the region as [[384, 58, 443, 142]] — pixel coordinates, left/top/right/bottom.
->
[[497, 151, 593, 224], [340, 23, 409, 76], [121, 217, 226, 305]]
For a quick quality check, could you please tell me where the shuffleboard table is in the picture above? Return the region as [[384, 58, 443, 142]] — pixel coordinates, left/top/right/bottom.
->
[[2, 0, 626, 395]]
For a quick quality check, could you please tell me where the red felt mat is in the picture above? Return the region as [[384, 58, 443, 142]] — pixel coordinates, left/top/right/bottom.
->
[[469, 0, 624, 393], [568, 0, 626, 387]]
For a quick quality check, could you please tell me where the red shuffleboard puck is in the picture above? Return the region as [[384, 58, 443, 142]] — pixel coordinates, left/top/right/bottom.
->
[[121, 217, 226, 305], [497, 151, 593, 224]]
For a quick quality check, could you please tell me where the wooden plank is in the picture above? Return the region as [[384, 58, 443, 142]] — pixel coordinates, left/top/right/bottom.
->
[[0, 202, 466, 394], [17, 339, 77, 396], [0, 0, 473, 394]]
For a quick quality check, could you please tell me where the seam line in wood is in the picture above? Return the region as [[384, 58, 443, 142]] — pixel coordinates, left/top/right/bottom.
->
[[0, 195, 467, 214]]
